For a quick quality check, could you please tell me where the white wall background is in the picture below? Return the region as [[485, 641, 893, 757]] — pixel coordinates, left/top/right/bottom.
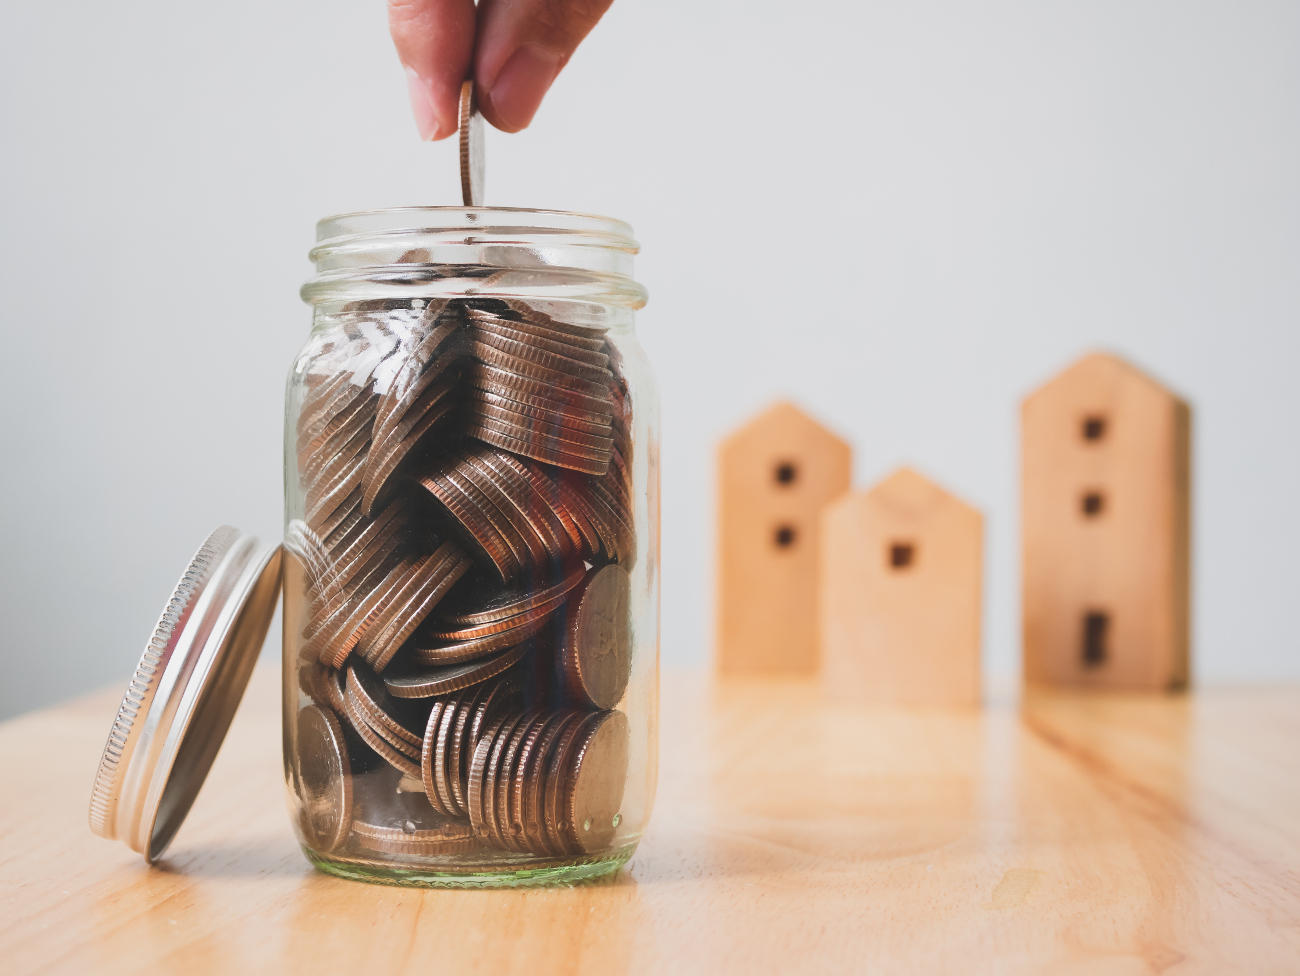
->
[[1, 0, 1297, 719]]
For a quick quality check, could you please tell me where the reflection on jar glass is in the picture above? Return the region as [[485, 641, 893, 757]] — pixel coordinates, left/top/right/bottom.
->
[[284, 208, 659, 887]]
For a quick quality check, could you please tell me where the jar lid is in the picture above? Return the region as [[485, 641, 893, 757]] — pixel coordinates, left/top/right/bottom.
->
[[88, 526, 283, 862]]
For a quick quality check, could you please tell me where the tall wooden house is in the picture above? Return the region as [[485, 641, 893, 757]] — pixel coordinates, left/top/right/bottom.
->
[[1021, 351, 1191, 691], [715, 401, 851, 675], [819, 467, 983, 705]]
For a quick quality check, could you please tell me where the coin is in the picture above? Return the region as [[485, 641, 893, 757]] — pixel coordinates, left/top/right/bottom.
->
[[561, 709, 629, 853], [383, 641, 532, 699], [472, 319, 610, 367], [469, 363, 614, 419], [409, 611, 547, 667], [345, 664, 422, 752], [296, 704, 353, 853], [468, 419, 612, 475], [344, 693, 421, 778], [419, 700, 456, 816], [459, 80, 484, 207], [358, 542, 473, 671], [490, 710, 544, 847], [352, 815, 477, 856], [511, 711, 570, 853], [455, 676, 522, 813], [466, 712, 520, 838], [471, 451, 577, 564], [465, 386, 614, 433], [558, 565, 632, 710], [419, 470, 521, 580], [442, 562, 586, 627], [540, 710, 593, 855]]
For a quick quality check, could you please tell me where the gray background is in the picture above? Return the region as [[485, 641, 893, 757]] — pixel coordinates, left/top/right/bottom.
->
[[1, 0, 1297, 719]]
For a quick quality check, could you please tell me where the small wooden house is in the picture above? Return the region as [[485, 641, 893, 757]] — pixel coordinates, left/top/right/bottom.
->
[[715, 401, 851, 675], [1021, 351, 1191, 691], [819, 467, 983, 706]]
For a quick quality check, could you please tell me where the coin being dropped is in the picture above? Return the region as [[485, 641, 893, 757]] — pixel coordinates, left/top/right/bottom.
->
[[459, 79, 484, 207], [558, 565, 633, 710], [296, 704, 353, 853]]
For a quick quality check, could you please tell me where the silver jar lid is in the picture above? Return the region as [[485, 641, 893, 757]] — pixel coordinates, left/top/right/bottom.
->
[[88, 526, 283, 862]]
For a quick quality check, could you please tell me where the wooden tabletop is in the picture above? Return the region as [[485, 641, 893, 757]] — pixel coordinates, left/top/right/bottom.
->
[[2, 667, 1298, 975]]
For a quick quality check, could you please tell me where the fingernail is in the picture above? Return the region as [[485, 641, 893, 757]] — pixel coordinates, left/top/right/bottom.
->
[[484, 46, 562, 132], [405, 68, 449, 141]]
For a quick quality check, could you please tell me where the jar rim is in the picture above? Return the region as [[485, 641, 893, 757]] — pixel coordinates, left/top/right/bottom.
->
[[304, 206, 646, 311], [314, 206, 637, 250]]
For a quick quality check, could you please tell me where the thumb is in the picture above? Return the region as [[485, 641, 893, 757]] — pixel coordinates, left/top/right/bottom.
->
[[473, 0, 615, 133], [389, 0, 478, 140]]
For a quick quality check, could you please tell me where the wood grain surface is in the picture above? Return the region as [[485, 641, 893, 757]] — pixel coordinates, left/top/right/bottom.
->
[[2, 666, 1297, 974]]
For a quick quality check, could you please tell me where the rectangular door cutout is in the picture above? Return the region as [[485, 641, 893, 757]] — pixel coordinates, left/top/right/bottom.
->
[[1082, 611, 1109, 667]]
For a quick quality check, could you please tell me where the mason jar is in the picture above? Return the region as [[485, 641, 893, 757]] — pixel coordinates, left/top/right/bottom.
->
[[282, 207, 658, 886]]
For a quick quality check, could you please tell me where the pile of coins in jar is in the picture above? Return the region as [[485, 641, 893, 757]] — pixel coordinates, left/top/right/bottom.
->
[[288, 283, 634, 865]]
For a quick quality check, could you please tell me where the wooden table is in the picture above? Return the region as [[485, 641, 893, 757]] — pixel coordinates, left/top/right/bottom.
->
[[3, 667, 1298, 974]]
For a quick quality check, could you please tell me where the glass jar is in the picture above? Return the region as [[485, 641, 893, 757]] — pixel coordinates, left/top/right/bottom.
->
[[283, 207, 657, 887]]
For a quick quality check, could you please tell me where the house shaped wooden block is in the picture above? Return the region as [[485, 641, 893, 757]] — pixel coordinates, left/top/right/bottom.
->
[[1021, 351, 1191, 691], [715, 401, 851, 675], [819, 467, 983, 705]]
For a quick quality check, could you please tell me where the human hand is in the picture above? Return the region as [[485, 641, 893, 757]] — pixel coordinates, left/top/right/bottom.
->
[[389, 0, 615, 140]]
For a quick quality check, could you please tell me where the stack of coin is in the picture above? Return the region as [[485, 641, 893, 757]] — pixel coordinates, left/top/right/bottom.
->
[[288, 292, 636, 862]]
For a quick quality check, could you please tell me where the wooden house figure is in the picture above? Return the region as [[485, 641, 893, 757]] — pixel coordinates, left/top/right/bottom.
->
[[819, 467, 983, 705], [715, 401, 851, 675], [1021, 351, 1191, 691]]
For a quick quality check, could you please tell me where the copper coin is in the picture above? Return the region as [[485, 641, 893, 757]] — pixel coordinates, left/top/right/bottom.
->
[[383, 640, 532, 699], [359, 543, 473, 671], [470, 401, 616, 451], [480, 709, 537, 844], [471, 319, 610, 366], [469, 336, 612, 387], [344, 693, 421, 778], [561, 709, 629, 854], [429, 692, 467, 815], [345, 664, 422, 752], [442, 562, 586, 627], [516, 711, 578, 854], [456, 677, 522, 813], [419, 471, 521, 580], [361, 379, 459, 516], [558, 565, 632, 710], [426, 590, 568, 642], [465, 386, 613, 433], [499, 714, 549, 851], [409, 611, 547, 668], [468, 420, 612, 475], [456, 456, 550, 568], [472, 451, 577, 565], [471, 342, 612, 401], [540, 710, 593, 855], [458, 79, 484, 207], [466, 712, 520, 837], [296, 704, 353, 853], [465, 306, 607, 349], [304, 553, 408, 668], [491, 711, 544, 848], [469, 363, 613, 419], [352, 816, 477, 856], [419, 700, 456, 816], [308, 500, 409, 606], [441, 465, 537, 573]]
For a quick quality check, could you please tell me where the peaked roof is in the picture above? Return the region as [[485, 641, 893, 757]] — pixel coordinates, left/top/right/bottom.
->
[[1023, 350, 1187, 408], [720, 399, 851, 454], [854, 465, 980, 521]]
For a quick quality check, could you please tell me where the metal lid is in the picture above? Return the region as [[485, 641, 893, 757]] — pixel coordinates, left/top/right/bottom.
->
[[89, 526, 283, 862]]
